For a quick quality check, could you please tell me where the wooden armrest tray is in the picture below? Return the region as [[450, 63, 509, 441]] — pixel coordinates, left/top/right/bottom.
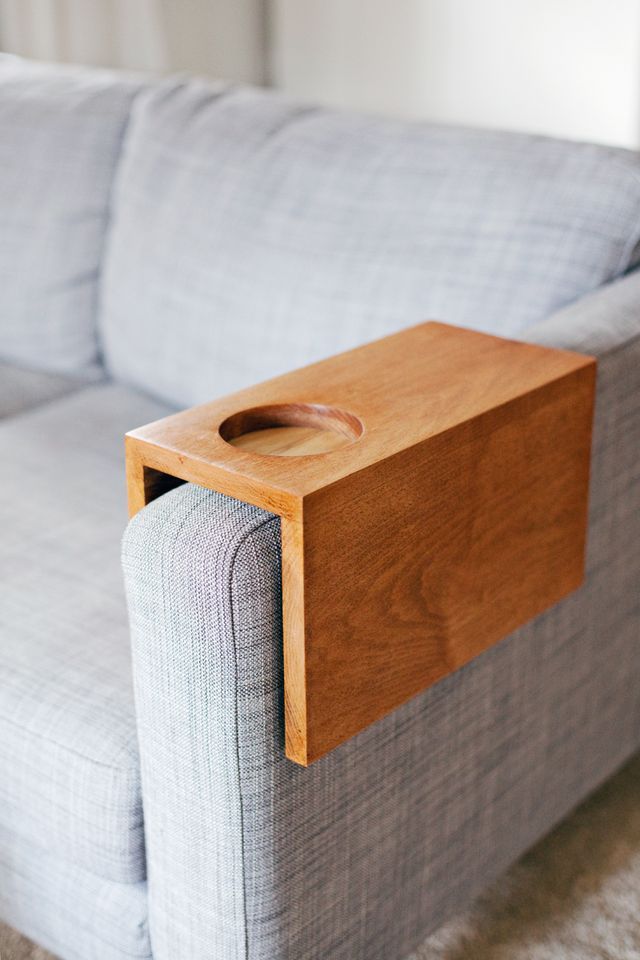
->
[[126, 322, 596, 765]]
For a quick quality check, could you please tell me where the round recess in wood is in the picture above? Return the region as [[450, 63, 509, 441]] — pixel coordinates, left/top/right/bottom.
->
[[219, 403, 364, 457]]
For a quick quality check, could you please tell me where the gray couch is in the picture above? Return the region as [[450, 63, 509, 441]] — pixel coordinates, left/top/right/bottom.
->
[[1, 55, 640, 960]]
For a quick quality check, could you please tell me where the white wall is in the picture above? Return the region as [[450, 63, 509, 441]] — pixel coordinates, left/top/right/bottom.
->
[[271, 0, 640, 148]]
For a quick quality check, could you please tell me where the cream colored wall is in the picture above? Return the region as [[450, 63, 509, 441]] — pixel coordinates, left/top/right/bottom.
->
[[0, 0, 268, 82], [2, 1, 639, 148], [270, 0, 640, 148]]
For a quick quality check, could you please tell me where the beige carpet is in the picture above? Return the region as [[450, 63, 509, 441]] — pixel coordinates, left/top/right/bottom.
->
[[3, 754, 640, 960]]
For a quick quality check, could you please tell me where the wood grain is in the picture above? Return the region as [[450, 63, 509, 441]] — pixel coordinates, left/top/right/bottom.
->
[[220, 402, 363, 456], [229, 425, 351, 455], [126, 322, 596, 765]]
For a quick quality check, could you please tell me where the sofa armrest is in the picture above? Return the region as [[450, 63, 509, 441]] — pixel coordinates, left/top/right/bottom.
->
[[122, 279, 640, 960], [526, 267, 640, 356], [122, 486, 281, 960]]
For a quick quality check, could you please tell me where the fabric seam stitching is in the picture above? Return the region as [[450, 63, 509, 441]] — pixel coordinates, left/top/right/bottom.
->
[[227, 512, 280, 960]]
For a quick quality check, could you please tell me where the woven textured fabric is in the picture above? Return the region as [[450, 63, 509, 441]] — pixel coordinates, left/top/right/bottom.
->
[[0, 826, 151, 960], [123, 272, 640, 960], [0, 361, 101, 419], [525, 267, 640, 354], [102, 77, 640, 408], [0, 56, 142, 375], [124, 494, 281, 960], [0, 382, 170, 885]]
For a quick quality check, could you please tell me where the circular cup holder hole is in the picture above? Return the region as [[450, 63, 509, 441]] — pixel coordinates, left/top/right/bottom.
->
[[219, 403, 364, 457]]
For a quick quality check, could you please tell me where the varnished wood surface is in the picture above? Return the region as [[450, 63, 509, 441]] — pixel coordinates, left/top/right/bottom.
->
[[126, 322, 596, 765], [220, 402, 363, 456], [229, 425, 353, 456]]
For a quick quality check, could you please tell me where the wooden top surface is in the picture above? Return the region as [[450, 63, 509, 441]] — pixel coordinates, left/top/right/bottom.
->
[[128, 322, 593, 518]]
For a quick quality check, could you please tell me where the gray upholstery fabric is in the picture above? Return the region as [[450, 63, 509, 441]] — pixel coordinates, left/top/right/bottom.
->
[[525, 267, 640, 354], [0, 55, 142, 375], [124, 495, 281, 959], [0, 827, 150, 960], [0, 361, 102, 419], [0, 382, 170, 887], [123, 273, 640, 960], [102, 77, 640, 408]]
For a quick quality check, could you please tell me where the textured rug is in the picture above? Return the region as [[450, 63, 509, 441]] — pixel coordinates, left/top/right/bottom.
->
[[3, 754, 640, 960]]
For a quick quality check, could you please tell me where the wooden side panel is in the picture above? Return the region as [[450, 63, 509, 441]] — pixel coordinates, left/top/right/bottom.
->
[[281, 517, 308, 761], [291, 365, 596, 764], [126, 438, 186, 516]]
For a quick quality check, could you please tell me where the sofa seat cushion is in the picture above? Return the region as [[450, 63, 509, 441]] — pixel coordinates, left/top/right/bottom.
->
[[0, 826, 151, 960], [0, 56, 143, 376], [0, 383, 171, 883], [101, 79, 640, 408], [0, 361, 102, 419]]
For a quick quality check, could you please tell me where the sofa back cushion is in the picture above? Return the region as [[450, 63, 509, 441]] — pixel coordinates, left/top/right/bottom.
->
[[100, 78, 640, 407], [0, 57, 142, 376]]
